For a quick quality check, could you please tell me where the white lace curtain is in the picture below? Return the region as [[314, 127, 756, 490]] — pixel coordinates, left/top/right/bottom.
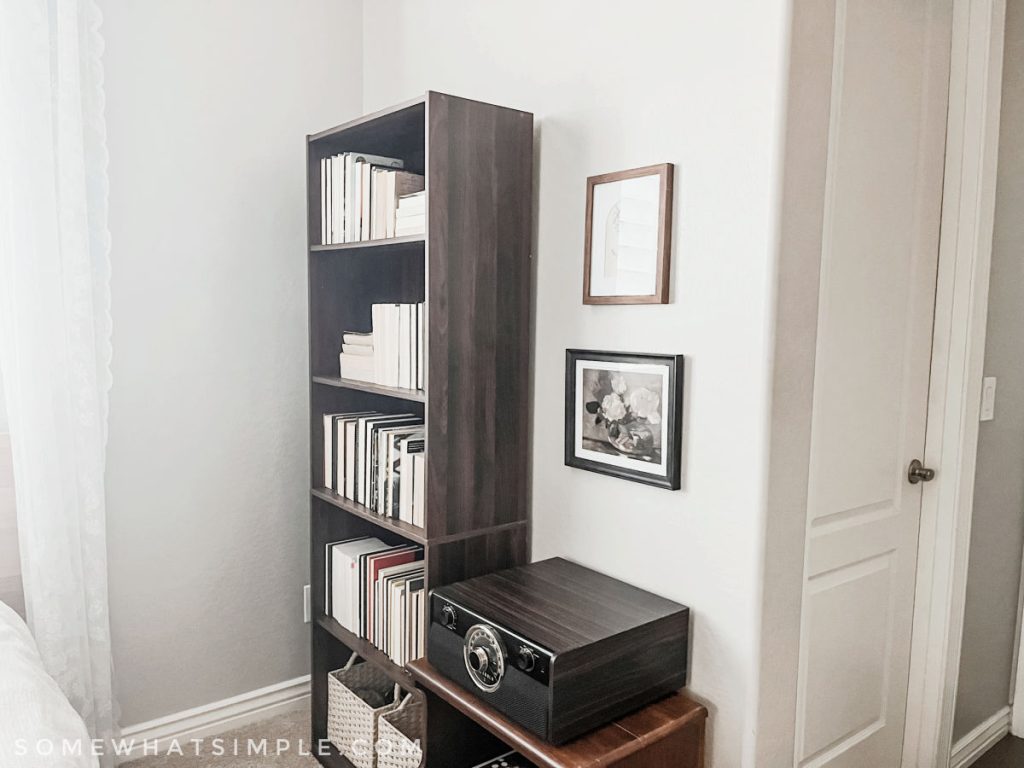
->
[[0, 0, 117, 762]]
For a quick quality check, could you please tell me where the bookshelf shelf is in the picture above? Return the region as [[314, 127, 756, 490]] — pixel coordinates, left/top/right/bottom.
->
[[307, 92, 532, 766], [316, 614, 415, 689], [310, 234, 425, 253], [311, 487, 428, 545], [311, 376, 425, 403]]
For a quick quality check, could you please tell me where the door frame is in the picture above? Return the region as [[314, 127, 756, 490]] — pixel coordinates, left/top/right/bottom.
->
[[901, 1, 1006, 766]]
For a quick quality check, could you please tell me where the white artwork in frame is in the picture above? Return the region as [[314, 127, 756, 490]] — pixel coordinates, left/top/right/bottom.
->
[[583, 163, 673, 305]]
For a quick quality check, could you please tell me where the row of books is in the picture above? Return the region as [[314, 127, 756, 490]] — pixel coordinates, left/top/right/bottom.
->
[[318, 152, 425, 245], [326, 537, 425, 666], [338, 303, 425, 391], [323, 411, 426, 529]]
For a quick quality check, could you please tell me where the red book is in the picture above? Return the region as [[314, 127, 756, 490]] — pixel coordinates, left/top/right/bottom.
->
[[363, 546, 421, 641]]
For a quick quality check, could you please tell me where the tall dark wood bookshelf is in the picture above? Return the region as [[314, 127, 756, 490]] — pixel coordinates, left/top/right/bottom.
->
[[306, 92, 533, 767]]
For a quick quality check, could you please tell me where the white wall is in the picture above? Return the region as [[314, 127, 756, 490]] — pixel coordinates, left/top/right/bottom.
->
[[360, 3, 791, 765], [99, 0, 363, 726], [954, 0, 1024, 740]]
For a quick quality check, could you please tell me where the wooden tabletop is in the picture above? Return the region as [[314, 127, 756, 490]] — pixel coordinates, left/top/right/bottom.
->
[[407, 659, 707, 768]]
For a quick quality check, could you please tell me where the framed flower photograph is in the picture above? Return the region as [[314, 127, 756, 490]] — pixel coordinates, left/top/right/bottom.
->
[[583, 163, 674, 305], [565, 350, 684, 489]]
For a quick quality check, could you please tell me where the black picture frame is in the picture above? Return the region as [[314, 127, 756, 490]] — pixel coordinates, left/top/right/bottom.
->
[[564, 349, 684, 490]]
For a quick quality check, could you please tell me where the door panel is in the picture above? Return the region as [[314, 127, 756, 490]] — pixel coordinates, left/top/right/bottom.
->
[[794, 0, 952, 765]]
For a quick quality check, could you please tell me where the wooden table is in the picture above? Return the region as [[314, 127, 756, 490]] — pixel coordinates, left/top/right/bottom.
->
[[407, 659, 706, 768]]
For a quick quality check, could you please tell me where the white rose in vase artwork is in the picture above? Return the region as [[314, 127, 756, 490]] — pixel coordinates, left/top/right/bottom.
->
[[584, 370, 663, 461]]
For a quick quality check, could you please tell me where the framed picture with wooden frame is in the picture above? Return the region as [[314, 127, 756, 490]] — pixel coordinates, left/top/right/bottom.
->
[[583, 163, 674, 305]]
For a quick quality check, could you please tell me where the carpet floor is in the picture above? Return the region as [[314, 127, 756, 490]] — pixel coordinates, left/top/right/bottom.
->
[[122, 709, 319, 768], [974, 735, 1024, 768]]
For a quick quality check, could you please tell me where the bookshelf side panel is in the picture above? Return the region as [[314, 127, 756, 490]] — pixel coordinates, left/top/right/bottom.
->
[[426, 92, 534, 538]]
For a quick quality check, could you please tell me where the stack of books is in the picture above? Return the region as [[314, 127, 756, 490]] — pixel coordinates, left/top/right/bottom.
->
[[337, 332, 374, 383], [326, 537, 425, 665], [319, 153, 425, 244], [337, 303, 424, 390], [322, 411, 426, 529], [395, 191, 426, 237]]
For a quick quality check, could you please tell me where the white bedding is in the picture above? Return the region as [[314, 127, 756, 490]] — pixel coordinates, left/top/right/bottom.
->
[[0, 602, 98, 768]]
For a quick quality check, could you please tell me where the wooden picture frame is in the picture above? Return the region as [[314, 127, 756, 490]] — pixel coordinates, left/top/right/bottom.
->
[[565, 349, 684, 490], [583, 163, 674, 305]]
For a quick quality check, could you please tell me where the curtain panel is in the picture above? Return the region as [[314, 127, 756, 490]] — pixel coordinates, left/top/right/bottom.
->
[[0, 0, 117, 761]]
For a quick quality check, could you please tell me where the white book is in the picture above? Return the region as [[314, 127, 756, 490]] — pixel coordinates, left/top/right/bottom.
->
[[373, 169, 388, 240], [389, 579, 403, 660], [353, 160, 363, 241], [331, 537, 386, 630], [360, 161, 372, 240], [369, 168, 378, 240], [340, 353, 375, 383], [344, 417, 371, 499], [415, 588, 425, 658], [398, 436, 425, 525], [333, 154, 344, 244], [398, 304, 411, 389], [341, 344, 374, 356], [320, 158, 328, 245], [410, 304, 418, 390], [395, 215, 426, 237], [376, 304, 391, 387], [344, 154, 357, 242], [330, 156, 338, 243], [395, 305, 403, 387], [334, 412, 375, 492], [412, 453, 426, 528], [391, 305, 403, 387], [384, 171, 397, 238], [325, 536, 364, 612], [396, 211, 426, 226], [417, 303, 425, 390], [342, 331, 373, 346], [397, 190, 426, 212], [371, 304, 386, 384], [398, 447, 412, 525]]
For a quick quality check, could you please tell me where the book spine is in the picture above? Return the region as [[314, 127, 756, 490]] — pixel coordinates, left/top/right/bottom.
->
[[320, 158, 328, 245]]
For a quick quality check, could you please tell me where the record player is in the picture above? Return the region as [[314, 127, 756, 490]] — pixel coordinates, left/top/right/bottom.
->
[[427, 558, 689, 744]]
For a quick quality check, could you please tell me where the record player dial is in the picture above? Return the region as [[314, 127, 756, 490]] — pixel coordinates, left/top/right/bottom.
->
[[464, 624, 506, 693]]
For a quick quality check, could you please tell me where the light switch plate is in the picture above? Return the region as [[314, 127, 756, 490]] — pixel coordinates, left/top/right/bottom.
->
[[303, 584, 312, 623], [980, 376, 997, 421]]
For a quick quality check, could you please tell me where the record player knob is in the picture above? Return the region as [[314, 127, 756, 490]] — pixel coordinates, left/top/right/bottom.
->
[[468, 646, 491, 673], [441, 604, 458, 630], [515, 646, 536, 672]]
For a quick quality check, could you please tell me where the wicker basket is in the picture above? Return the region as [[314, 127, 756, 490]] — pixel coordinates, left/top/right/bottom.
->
[[376, 695, 424, 768], [327, 654, 404, 768]]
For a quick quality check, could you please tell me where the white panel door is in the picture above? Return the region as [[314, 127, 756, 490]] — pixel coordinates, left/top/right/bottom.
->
[[794, 1, 952, 766]]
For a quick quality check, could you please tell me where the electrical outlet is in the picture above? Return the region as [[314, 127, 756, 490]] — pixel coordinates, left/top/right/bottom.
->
[[303, 584, 312, 623], [980, 377, 997, 422]]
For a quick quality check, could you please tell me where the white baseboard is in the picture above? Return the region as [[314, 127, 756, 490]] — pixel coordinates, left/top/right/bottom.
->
[[115, 675, 310, 763], [951, 705, 1012, 768]]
